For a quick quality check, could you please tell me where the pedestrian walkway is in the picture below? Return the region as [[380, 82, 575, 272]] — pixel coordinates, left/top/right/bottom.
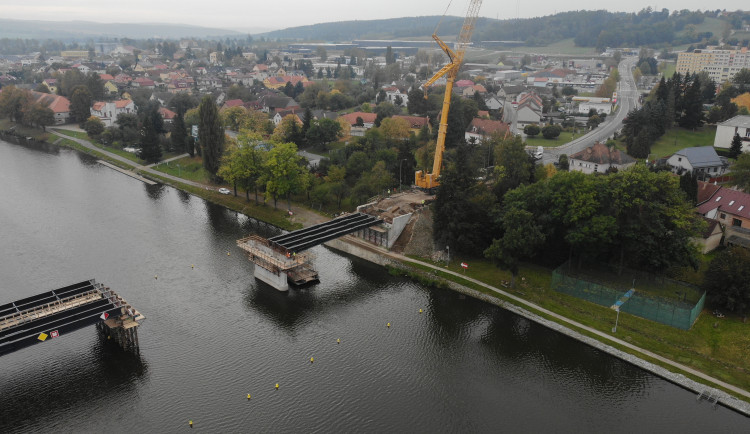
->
[[49, 128, 208, 190], [341, 235, 750, 401], [146, 153, 189, 168]]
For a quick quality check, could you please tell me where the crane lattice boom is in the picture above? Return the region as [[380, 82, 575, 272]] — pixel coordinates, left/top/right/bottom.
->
[[415, 0, 483, 190]]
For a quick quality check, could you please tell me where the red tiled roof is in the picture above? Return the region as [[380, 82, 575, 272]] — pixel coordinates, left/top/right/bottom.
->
[[115, 99, 134, 109], [455, 79, 474, 87], [340, 112, 377, 125], [92, 101, 106, 111], [159, 107, 176, 120], [697, 187, 750, 217], [570, 142, 636, 165], [393, 115, 429, 128], [99, 74, 114, 81], [466, 118, 509, 136], [222, 99, 245, 109], [696, 181, 722, 205], [30, 91, 70, 113]]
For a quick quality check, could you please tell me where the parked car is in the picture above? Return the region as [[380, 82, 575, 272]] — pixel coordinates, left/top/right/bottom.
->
[[218, 188, 231, 195]]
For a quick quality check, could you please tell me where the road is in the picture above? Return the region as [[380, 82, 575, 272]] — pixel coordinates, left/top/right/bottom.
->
[[542, 56, 639, 165]]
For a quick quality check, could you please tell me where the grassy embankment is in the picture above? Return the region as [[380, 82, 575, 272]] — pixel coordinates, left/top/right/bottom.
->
[[647, 126, 717, 160], [53, 129, 146, 164], [397, 253, 750, 401]]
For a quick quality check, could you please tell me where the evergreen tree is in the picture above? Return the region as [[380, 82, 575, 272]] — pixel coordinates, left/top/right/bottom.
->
[[679, 75, 704, 129], [138, 115, 162, 163], [301, 107, 312, 141], [729, 133, 743, 158], [69, 85, 92, 123], [198, 95, 225, 179], [171, 111, 187, 154], [385, 46, 395, 65]]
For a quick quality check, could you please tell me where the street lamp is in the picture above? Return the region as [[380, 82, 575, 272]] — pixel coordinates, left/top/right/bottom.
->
[[446, 245, 450, 268], [612, 306, 620, 333]]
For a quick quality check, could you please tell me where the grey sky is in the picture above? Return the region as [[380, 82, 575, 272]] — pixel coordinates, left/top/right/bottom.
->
[[0, 1, 747, 32]]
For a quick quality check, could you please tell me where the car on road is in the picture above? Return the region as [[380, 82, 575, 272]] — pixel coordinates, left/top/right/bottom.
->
[[218, 188, 231, 195]]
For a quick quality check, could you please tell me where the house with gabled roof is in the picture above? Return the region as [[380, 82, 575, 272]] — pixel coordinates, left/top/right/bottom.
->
[[696, 185, 750, 248], [465, 118, 509, 142], [159, 107, 177, 125], [569, 142, 636, 174], [666, 147, 728, 178], [714, 115, 750, 152], [30, 91, 70, 125]]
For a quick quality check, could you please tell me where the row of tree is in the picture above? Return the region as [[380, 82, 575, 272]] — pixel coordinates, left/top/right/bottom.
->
[[0, 86, 55, 130]]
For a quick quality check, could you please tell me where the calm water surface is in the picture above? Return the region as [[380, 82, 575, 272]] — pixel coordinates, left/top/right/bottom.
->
[[0, 139, 747, 432]]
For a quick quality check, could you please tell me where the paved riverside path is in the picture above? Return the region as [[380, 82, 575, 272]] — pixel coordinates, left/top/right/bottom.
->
[[340, 235, 750, 402], [48, 127, 750, 403], [50, 127, 208, 190]]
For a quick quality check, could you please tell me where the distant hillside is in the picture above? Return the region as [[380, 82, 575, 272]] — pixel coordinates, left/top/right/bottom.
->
[[262, 16, 468, 41], [265, 9, 748, 49], [0, 19, 244, 40]]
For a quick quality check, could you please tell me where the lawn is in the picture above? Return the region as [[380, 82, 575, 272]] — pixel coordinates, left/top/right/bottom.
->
[[648, 126, 717, 160], [152, 156, 211, 183], [403, 253, 750, 397], [514, 38, 600, 56], [0, 119, 51, 141], [524, 131, 577, 148], [658, 61, 676, 79], [53, 129, 144, 164]]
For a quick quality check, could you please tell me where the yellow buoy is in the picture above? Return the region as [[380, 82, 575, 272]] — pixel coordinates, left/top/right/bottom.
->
[[191, 264, 194, 269], [387, 322, 391, 327], [227, 252, 231, 256], [337, 338, 340, 344], [419, 309, 423, 313], [247, 393, 251, 400], [154, 275, 158, 279], [310, 357, 314, 363], [189, 420, 193, 428], [275, 383, 279, 390]]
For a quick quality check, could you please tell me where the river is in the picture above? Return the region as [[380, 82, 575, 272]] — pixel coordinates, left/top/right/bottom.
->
[[0, 139, 747, 432]]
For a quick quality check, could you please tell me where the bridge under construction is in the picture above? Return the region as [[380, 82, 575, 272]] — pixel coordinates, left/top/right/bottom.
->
[[237, 212, 381, 291], [0, 279, 144, 356]]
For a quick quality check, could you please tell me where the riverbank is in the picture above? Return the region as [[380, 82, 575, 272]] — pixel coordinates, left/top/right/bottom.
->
[[325, 236, 750, 417], [6, 123, 750, 413]]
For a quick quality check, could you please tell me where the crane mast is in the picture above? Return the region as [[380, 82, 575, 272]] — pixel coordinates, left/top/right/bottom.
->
[[415, 0, 483, 190]]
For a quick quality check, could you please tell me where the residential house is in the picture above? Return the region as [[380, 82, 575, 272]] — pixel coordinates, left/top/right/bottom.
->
[[90, 99, 136, 126], [263, 75, 308, 90], [103, 81, 119, 96], [696, 185, 750, 248], [695, 217, 723, 254], [159, 107, 177, 125], [273, 111, 302, 126], [666, 147, 727, 178], [340, 112, 377, 136], [133, 77, 156, 89], [259, 95, 299, 113], [30, 91, 70, 125], [222, 99, 246, 110], [485, 96, 503, 111], [393, 115, 429, 134], [569, 142, 636, 174], [384, 88, 408, 107], [713, 115, 750, 152], [465, 118, 509, 142]]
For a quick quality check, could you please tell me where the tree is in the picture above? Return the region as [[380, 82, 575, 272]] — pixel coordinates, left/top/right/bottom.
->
[[198, 95, 225, 179], [0, 86, 29, 122], [542, 124, 562, 139], [523, 124, 540, 137], [703, 247, 750, 316], [379, 117, 410, 142], [137, 114, 163, 163], [730, 153, 750, 191], [69, 85, 93, 123], [264, 142, 306, 210], [306, 118, 342, 148], [324, 165, 348, 207], [385, 46, 395, 65], [729, 133, 743, 158], [25, 103, 54, 131], [484, 208, 545, 288], [171, 111, 187, 154], [493, 134, 532, 197], [82, 116, 105, 137], [272, 114, 304, 145], [558, 154, 569, 171]]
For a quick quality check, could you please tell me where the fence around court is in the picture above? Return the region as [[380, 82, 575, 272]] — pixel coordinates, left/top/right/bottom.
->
[[551, 262, 705, 330]]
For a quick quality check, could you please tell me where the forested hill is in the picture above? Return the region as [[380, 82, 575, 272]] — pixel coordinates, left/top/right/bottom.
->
[[266, 9, 749, 49]]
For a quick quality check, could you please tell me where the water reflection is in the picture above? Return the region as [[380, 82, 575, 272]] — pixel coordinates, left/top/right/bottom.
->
[[144, 183, 166, 200], [426, 286, 488, 338], [0, 339, 148, 431], [176, 189, 192, 204]]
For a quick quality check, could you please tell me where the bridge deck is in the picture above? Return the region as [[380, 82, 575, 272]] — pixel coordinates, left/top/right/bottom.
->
[[0, 280, 142, 356], [269, 212, 381, 253]]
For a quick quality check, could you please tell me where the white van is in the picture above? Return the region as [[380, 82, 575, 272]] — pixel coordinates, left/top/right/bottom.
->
[[534, 146, 544, 159]]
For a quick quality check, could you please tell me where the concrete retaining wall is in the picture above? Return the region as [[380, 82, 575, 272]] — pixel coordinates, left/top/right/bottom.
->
[[254, 266, 289, 291]]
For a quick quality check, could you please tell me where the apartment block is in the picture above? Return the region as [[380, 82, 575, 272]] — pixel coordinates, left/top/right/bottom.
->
[[676, 47, 750, 83]]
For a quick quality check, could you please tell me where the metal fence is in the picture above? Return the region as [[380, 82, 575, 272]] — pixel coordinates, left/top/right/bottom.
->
[[551, 262, 705, 330]]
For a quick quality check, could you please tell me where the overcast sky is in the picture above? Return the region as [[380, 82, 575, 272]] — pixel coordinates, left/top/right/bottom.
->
[[1, 1, 747, 32]]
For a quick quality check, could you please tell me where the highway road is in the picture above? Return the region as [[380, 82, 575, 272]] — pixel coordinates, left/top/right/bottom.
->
[[542, 56, 640, 165]]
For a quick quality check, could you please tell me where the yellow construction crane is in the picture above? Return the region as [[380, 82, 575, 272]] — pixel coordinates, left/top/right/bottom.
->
[[415, 0, 483, 190]]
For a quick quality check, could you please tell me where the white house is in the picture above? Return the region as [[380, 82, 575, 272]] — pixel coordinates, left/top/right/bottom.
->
[[666, 147, 727, 177], [579, 102, 612, 115], [713, 115, 750, 152], [569, 142, 636, 174]]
